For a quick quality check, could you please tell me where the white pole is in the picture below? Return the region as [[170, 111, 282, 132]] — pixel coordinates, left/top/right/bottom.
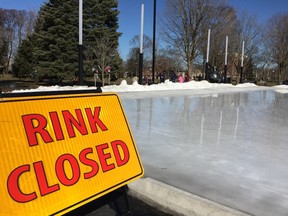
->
[[78, 0, 84, 84], [225, 36, 228, 65], [206, 29, 211, 63], [241, 41, 245, 67], [140, 4, 144, 53], [79, 0, 83, 45]]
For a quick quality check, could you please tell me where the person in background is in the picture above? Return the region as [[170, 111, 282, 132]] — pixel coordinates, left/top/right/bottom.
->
[[170, 71, 177, 82], [178, 74, 184, 83], [184, 73, 190, 82], [159, 71, 165, 83]]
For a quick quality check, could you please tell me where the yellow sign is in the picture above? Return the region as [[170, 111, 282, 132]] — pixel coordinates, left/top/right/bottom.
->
[[0, 92, 144, 215]]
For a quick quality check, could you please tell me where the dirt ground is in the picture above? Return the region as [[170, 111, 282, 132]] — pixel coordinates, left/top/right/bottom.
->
[[0, 76, 39, 92]]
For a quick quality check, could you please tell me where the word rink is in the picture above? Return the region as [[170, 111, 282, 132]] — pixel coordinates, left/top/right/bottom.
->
[[22, 107, 108, 146]]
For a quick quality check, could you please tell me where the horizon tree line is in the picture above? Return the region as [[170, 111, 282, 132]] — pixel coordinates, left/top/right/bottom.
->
[[126, 0, 288, 83], [0, 0, 287, 84]]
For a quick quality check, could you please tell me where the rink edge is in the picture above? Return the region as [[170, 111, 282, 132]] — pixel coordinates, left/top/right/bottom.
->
[[128, 177, 251, 216]]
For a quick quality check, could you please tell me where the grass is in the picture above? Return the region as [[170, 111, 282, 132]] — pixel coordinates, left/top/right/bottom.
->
[[0, 74, 39, 92]]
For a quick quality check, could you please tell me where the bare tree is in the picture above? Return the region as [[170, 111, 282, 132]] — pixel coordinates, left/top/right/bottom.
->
[[92, 33, 118, 86], [126, 47, 139, 77], [0, 9, 36, 75], [3, 10, 17, 74], [205, 6, 238, 71], [125, 34, 153, 77], [232, 12, 262, 81], [128, 34, 153, 72], [15, 10, 27, 47], [264, 13, 288, 82], [25, 11, 37, 37], [161, 0, 227, 74], [0, 10, 7, 76], [157, 46, 184, 73], [129, 34, 153, 61]]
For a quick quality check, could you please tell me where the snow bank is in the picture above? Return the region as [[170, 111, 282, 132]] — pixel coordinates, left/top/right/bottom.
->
[[273, 85, 288, 94], [10, 79, 259, 93]]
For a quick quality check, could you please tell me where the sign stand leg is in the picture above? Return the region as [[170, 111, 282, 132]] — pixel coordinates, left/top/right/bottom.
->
[[110, 185, 132, 216]]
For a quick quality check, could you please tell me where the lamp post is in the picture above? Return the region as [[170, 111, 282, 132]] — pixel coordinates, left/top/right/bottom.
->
[[240, 41, 245, 83], [78, 0, 84, 85], [152, 0, 156, 84], [224, 36, 228, 83], [205, 29, 211, 80], [138, 4, 144, 84]]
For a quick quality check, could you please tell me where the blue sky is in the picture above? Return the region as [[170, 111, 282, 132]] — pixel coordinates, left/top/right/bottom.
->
[[0, 0, 287, 59]]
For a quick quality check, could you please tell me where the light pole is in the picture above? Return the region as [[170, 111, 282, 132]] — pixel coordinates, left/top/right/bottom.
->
[[240, 41, 245, 83], [224, 36, 228, 83], [78, 0, 84, 85], [152, 0, 156, 84], [138, 4, 144, 84], [205, 29, 211, 80]]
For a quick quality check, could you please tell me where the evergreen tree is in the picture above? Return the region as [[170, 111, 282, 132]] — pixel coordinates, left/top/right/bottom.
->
[[83, 0, 122, 79], [30, 0, 121, 83], [0, 39, 8, 76], [12, 36, 34, 79], [33, 0, 79, 82]]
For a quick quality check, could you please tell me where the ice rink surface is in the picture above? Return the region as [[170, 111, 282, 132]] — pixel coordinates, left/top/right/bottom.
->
[[119, 87, 288, 216]]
